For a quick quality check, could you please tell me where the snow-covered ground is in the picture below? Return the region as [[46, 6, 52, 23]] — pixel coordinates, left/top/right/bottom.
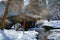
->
[[47, 32, 60, 40], [42, 20, 60, 28], [47, 29, 60, 40], [36, 20, 60, 28], [0, 29, 38, 40], [36, 20, 60, 40]]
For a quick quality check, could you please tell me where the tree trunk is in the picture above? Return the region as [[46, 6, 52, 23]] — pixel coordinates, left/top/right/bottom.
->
[[0, 0, 12, 30]]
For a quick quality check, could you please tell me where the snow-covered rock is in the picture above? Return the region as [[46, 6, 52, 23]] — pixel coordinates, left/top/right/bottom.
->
[[0, 29, 38, 40], [42, 20, 60, 28], [47, 29, 60, 40], [47, 32, 60, 40], [36, 20, 60, 28]]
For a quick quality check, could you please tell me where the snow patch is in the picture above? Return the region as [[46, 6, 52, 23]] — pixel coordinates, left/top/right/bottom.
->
[[0, 29, 38, 40], [42, 20, 60, 28]]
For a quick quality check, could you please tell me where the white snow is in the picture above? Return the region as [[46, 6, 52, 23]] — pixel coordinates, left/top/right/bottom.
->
[[47, 32, 60, 39], [36, 20, 60, 28], [24, 0, 30, 6], [36, 20, 48, 25], [42, 20, 60, 28], [0, 0, 6, 2], [0, 29, 38, 40], [47, 29, 60, 40]]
